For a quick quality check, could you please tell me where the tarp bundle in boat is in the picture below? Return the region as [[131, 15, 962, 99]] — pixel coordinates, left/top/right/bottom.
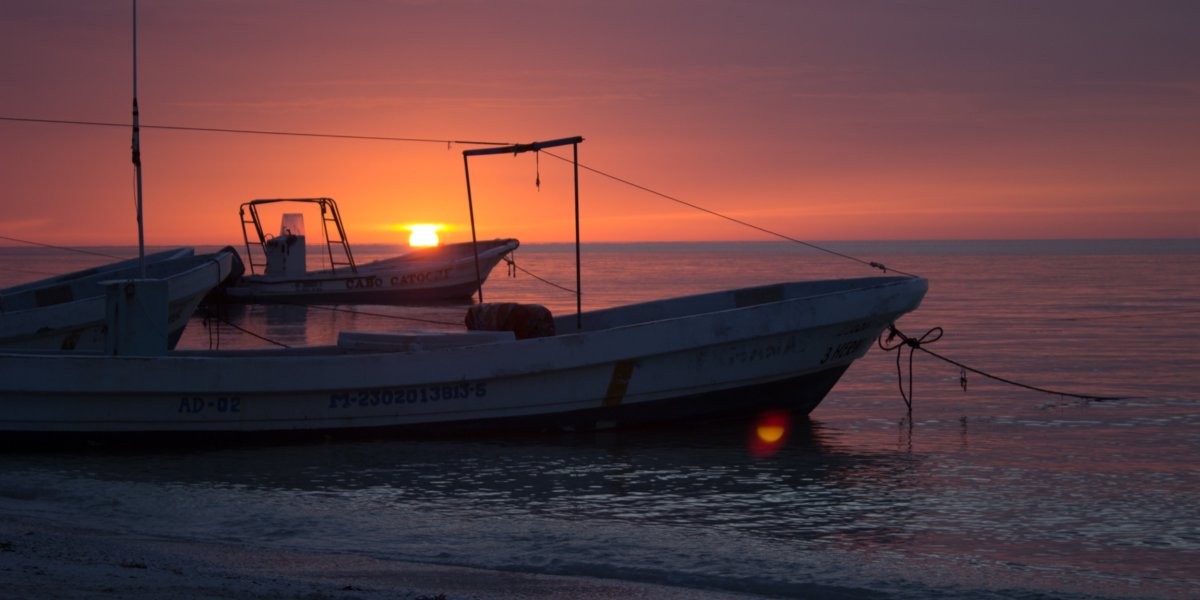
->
[[465, 303, 555, 339]]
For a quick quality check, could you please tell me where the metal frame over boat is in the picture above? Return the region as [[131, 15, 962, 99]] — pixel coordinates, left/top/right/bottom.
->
[[222, 197, 519, 304], [0, 137, 927, 443]]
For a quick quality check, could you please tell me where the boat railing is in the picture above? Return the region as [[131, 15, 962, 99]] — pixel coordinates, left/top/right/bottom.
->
[[239, 197, 358, 276], [317, 198, 357, 274], [561, 276, 919, 333]]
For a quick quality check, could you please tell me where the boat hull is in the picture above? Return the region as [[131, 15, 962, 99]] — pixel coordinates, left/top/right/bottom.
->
[[222, 239, 518, 304], [0, 366, 848, 446], [0, 276, 926, 442], [0, 248, 241, 351]]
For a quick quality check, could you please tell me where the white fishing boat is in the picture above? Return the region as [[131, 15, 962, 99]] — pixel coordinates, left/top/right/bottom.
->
[[221, 197, 519, 304], [0, 276, 925, 442], [0, 137, 927, 444], [0, 247, 241, 351]]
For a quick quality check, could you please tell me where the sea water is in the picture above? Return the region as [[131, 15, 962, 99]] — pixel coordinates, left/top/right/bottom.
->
[[0, 240, 1197, 599]]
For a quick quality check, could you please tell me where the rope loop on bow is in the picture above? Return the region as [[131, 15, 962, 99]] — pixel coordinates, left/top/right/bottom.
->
[[878, 324, 1132, 418], [878, 325, 942, 414]]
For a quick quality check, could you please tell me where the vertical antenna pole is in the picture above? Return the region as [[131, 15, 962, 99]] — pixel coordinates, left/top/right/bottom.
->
[[131, 0, 146, 278], [573, 142, 581, 331], [464, 155, 484, 304]]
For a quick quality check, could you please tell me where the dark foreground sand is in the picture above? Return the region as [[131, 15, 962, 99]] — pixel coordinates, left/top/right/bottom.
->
[[0, 516, 762, 600]]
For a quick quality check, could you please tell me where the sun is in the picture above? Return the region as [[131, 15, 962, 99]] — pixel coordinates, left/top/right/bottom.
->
[[406, 224, 442, 248]]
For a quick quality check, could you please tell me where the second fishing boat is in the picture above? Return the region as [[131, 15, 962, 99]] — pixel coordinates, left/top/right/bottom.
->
[[221, 197, 518, 304]]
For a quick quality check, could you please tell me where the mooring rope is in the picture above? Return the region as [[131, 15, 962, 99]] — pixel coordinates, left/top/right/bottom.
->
[[201, 307, 290, 348], [879, 325, 1133, 415], [302, 303, 462, 327], [1050, 308, 1200, 322], [503, 255, 577, 295], [200, 301, 463, 346], [205, 306, 221, 349]]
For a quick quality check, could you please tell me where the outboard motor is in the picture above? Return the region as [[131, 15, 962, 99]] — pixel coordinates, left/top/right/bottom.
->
[[264, 213, 307, 278]]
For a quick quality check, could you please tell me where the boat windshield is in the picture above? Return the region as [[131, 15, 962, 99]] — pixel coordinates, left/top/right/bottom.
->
[[280, 213, 306, 237]]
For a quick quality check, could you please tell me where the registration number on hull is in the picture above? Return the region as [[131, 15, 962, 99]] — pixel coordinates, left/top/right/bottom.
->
[[328, 382, 488, 410]]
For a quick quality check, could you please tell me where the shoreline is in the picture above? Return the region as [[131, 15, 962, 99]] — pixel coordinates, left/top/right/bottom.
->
[[0, 516, 763, 600]]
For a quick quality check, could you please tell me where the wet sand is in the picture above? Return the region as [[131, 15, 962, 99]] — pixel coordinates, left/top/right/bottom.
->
[[0, 516, 763, 600]]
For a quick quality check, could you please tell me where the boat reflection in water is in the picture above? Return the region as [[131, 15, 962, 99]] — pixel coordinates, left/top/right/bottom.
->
[[5, 412, 921, 546], [23, 410, 853, 489]]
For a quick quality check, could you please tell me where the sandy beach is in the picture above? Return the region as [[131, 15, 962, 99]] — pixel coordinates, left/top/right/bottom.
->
[[1, 515, 764, 600]]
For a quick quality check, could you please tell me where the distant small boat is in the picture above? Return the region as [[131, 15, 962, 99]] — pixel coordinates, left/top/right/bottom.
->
[[220, 197, 519, 304], [0, 247, 242, 351]]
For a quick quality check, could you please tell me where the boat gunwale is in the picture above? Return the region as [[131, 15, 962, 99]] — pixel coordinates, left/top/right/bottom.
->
[[0, 275, 927, 396], [3, 274, 925, 359], [0, 249, 239, 339], [559, 274, 925, 333], [0, 247, 195, 304]]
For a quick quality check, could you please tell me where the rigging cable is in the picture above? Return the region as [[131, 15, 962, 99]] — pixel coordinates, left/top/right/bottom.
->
[[0, 234, 125, 259], [301, 303, 461, 327], [0, 116, 511, 147], [540, 150, 915, 277], [201, 302, 463, 343]]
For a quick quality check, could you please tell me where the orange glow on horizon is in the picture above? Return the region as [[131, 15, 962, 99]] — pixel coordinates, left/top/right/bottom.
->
[[1, 3, 1197, 247]]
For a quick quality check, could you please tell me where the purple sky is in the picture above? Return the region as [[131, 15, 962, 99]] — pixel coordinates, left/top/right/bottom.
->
[[1, 1, 1197, 244]]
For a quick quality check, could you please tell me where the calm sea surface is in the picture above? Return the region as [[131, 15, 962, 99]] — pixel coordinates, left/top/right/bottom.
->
[[1, 240, 1198, 599]]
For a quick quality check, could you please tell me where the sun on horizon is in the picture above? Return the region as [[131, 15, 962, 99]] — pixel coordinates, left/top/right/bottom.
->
[[405, 224, 444, 248]]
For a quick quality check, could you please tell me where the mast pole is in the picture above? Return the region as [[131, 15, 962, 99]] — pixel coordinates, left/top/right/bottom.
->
[[132, 0, 146, 277], [464, 155, 484, 303], [573, 142, 581, 331]]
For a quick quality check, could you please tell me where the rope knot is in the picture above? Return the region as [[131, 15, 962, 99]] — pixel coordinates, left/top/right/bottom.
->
[[878, 325, 944, 413]]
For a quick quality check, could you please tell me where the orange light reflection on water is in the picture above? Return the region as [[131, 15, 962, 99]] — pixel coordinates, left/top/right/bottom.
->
[[748, 410, 792, 457]]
